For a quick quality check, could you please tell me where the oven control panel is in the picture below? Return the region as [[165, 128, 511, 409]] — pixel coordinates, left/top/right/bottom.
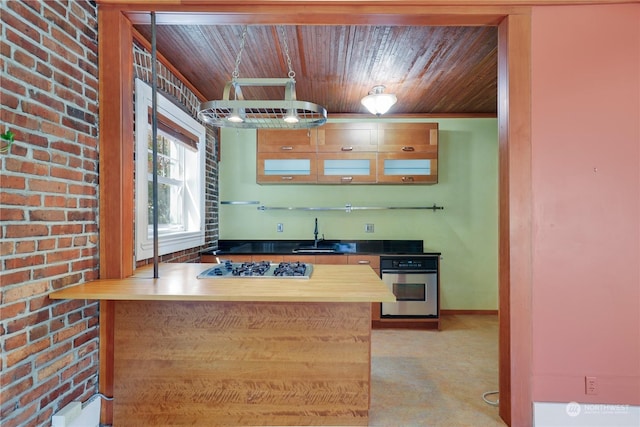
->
[[380, 256, 438, 271]]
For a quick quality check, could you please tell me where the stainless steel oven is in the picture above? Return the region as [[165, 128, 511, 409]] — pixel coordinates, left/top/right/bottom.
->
[[380, 256, 438, 318]]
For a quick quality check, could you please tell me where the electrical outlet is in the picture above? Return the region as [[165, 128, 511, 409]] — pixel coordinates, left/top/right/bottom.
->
[[585, 376, 597, 395], [365, 223, 374, 233], [276, 223, 284, 233]]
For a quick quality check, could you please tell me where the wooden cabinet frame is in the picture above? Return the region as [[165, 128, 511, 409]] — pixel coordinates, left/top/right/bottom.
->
[[98, 2, 533, 425]]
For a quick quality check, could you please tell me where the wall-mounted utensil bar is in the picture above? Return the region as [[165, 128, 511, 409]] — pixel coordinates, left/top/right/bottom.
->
[[254, 203, 444, 213]]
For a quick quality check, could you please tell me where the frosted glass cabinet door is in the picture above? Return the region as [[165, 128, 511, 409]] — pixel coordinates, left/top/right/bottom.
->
[[257, 153, 317, 183], [317, 153, 376, 183], [377, 153, 438, 184]]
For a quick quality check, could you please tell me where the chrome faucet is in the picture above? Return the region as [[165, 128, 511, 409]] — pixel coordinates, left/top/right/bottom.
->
[[313, 218, 319, 247]]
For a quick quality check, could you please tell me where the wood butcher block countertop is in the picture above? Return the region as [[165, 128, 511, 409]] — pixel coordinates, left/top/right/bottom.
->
[[49, 262, 396, 303]]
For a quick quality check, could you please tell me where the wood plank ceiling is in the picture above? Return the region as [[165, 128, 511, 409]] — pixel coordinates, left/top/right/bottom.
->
[[133, 24, 497, 115]]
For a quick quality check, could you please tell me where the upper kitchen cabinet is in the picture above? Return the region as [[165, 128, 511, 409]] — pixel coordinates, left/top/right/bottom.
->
[[256, 122, 438, 184], [257, 128, 317, 153], [257, 129, 318, 183], [316, 122, 377, 153], [316, 123, 378, 183], [377, 123, 439, 184]]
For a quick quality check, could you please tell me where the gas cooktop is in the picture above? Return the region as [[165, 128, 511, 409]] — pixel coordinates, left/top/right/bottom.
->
[[198, 260, 313, 279]]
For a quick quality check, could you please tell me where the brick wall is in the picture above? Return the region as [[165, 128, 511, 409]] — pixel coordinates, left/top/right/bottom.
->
[[132, 42, 219, 267], [1, 2, 220, 424], [0, 1, 100, 426]]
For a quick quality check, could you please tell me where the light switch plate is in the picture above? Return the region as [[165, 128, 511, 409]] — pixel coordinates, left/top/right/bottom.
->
[[277, 223, 284, 232], [365, 223, 374, 233]]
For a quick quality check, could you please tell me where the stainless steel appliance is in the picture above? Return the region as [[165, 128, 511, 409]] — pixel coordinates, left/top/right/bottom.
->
[[198, 261, 313, 279], [380, 256, 438, 317]]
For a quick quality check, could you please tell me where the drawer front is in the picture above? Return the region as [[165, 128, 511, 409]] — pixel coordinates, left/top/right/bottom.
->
[[347, 255, 380, 270]]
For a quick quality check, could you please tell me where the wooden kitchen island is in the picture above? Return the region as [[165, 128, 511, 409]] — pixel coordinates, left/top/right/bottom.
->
[[49, 263, 395, 426]]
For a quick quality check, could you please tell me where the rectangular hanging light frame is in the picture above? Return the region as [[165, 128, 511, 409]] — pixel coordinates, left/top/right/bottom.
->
[[198, 78, 328, 129]]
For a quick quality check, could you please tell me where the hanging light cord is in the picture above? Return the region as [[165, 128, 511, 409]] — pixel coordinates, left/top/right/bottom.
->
[[482, 390, 499, 406]]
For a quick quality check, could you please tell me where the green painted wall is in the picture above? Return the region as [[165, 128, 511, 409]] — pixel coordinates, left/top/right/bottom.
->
[[219, 118, 498, 310]]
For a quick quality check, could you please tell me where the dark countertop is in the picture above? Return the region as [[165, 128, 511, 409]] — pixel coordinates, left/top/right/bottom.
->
[[203, 240, 441, 256]]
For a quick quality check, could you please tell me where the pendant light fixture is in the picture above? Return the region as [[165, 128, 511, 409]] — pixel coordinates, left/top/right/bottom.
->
[[361, 85, 397, 116], [198, 26, 327, 129]]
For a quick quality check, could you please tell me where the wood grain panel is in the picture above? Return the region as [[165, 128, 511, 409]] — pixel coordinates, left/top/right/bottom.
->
[[114, 300, 371, 426]]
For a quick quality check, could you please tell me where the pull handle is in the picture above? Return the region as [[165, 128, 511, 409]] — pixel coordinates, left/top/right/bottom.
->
[[281, 146, 294, 151], [401, 176, 415, 182], [341, 146, 353, 151], [341, 176, 353, 182], [401, 146, 415, 152], [357, 260, 371, 265], [281, 176, 294, 180]]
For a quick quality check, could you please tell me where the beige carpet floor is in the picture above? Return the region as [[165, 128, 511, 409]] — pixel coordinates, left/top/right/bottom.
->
[[369, 314, 505, 427]]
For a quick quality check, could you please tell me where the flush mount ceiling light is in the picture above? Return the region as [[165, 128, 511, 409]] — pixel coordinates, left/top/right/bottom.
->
[[198, 26, 327, 129], [361, 85, 397, 116]]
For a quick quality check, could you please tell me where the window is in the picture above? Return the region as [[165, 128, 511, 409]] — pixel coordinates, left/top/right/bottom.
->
[[135, 78, 206, 261]]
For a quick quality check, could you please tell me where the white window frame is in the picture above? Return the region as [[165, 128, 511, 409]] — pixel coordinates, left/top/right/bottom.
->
[[134, 78, 206, 261]]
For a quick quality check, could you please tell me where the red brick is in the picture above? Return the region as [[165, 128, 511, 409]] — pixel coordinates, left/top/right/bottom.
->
[[29, 294, 53, 311], [4, 332, 27, 351], [44, 195, 77, 208], [1, 401, 37, 427], [22, 376, 62, 408], [0, 362, 32, 387], [5, 224, 49, 238], [51, 274, 82, 290], [0, 208, 25, 221], [15, 240, 36, 254], [0, 176, 26, 191], [57, 237, 72, 248], [69, 184, 96, 196], [50, 165, 84, 182], [0, 89, 20, 109], [6, 64, 51, 92], [4, 254, 45, 270], [36, 238, 56, 251], [47, 249, 80, 264], [50, 224, 82, 235], [33, 263, 68, 280], [29, 324, 49, 342], [0, 241, 14, 257], [0, 73, 27, 97], [40, 121, 75, 140], [0, 109, 40, 132], [72, 329, 97, 349], [42, 382, 75, 411], [28, 179, 67, 194], [0, 191, 39, 206], [0, 301, 27, 319], [5, 157, 48, 176], [2, 377, 34, 409], [28, 209, 65, 222], [68, 210, 94, 221], [6, 337, 49, 367], [50, 140, 81, 156], [77, 340, 97, 358], [34, 341, 72, 368], [0, 270, 30, 287], [73, 235, 87, 246], [12, 49, 35, 68], [36, 353, 74, 381], [51, 299, 83, 317]]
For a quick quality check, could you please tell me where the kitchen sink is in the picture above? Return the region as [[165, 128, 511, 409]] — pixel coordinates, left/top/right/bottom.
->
[[292, 243, 340, 254]]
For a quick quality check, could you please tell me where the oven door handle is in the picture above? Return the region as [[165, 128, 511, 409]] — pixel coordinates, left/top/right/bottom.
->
[[381, 270, 436, 275]]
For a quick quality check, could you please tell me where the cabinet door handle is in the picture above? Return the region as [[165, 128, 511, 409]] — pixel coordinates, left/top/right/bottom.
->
[[401, 146, 415, 152], [402, 176, 415, 182], [357, 260, 371, 265], [341, 176, 353, 182], [281, 146, 294, 150], [341, 146, 353, 151], [281, 176, 294, 180]]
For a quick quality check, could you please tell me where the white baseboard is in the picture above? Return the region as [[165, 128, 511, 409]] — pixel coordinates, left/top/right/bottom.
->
[[534, 401, 640, 427], [52, 398, 100, 427]]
